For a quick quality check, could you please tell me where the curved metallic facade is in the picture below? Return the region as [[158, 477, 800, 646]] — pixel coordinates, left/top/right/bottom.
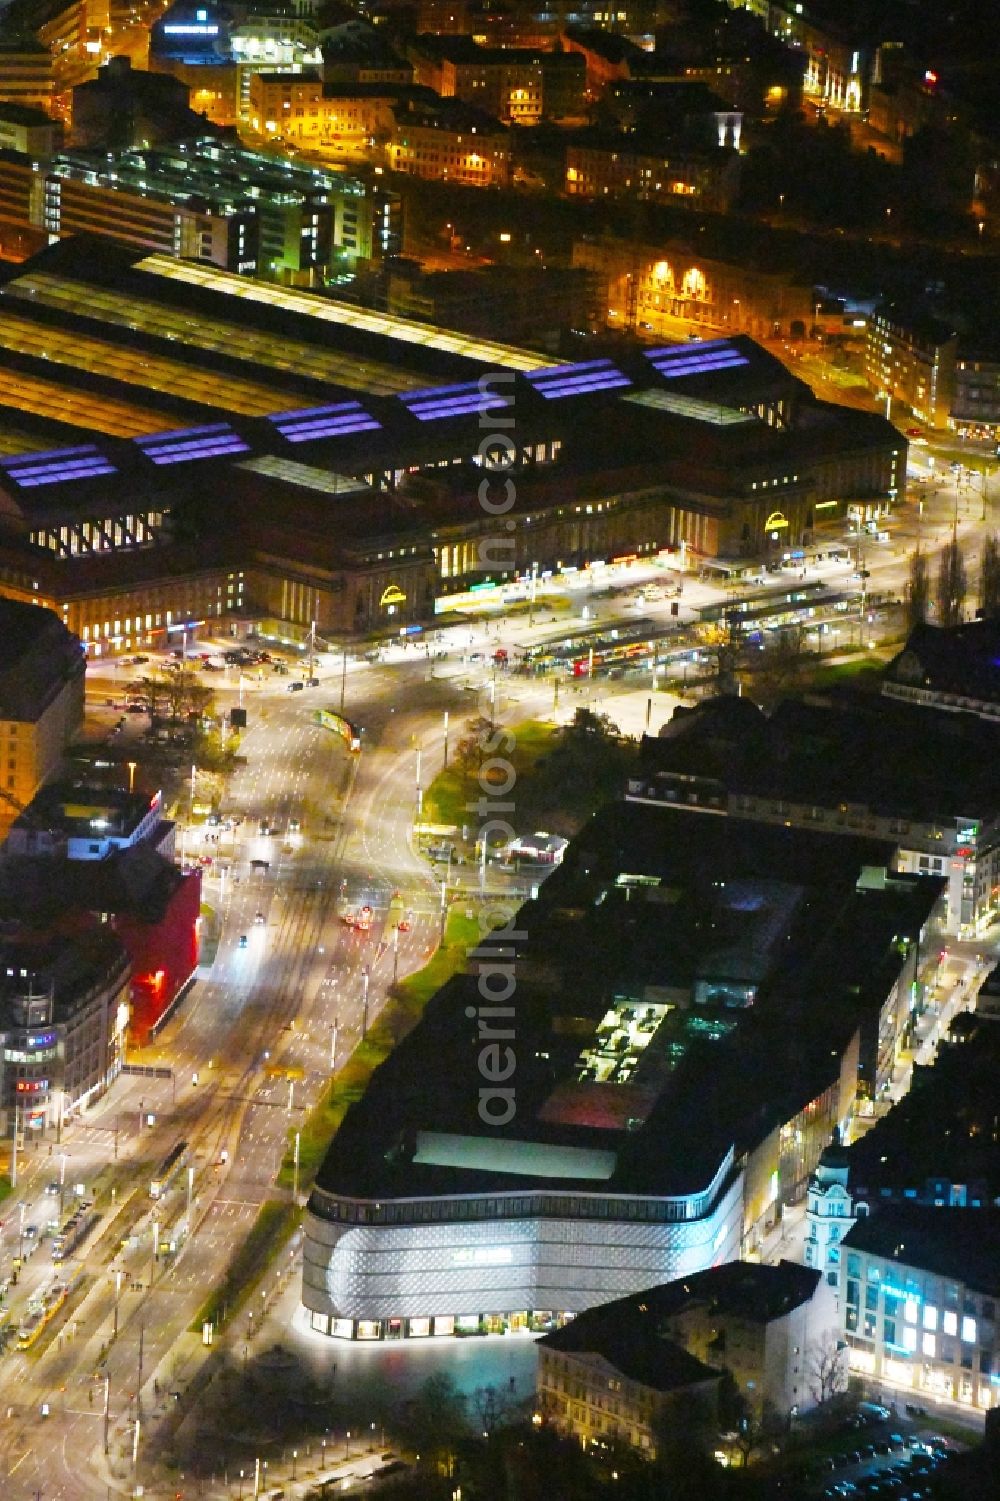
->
[[302, 1154, 744, 1339]]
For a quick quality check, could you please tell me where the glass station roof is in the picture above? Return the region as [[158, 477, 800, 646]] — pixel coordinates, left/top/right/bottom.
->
[[623, 389, 756, 427], [0, 310, 296, 418], [2, 271, 421, 398], [0, 369, 182, 439], [137, 255, 556, 374]]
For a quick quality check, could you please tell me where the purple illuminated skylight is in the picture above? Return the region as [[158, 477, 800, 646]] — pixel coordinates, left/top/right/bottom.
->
[[402, 380, 489, 402], [14, 460, 117, 487], [281, 416, 382, 442], [135, 423, 250, 464], [527, 359, 622, 384], [2, 443, 117, 486], [651, 353, 749, 380], [269, 402, 366, 423], [644, 339, 733, 361], [404, 392, 512, 422], [525, 372, 627, 402], [0, 444, 104, 468], [141, 435, 250, 465]]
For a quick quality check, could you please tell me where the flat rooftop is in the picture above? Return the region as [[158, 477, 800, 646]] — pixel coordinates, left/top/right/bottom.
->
[[314, 804, 938, 1207], [11, 782, 160, 838], [843, 1205, 1000, 1298], [643, 691, 1000, 823]]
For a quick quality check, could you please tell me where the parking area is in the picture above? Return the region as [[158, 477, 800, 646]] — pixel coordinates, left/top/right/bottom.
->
[[806, 1408, 959, 1499]]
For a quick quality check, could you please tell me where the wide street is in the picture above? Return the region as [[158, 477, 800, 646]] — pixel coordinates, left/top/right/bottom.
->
[[0, 412, 995, 1495]]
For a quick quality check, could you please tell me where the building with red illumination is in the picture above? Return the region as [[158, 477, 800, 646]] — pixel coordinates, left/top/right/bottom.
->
[[0, 840, 201, 1047]]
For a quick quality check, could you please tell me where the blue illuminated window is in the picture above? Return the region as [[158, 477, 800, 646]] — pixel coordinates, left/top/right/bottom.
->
[[269, 402, 382, 441], [400, 381, 512, 422], [645, 339, 750, 381], [1, 445, 117, 486], [526, 361, 631, 399], [135, 424, 250, 465]]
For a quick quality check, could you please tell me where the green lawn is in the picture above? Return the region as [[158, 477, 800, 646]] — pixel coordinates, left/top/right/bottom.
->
[[423, 718, 559, 829], [422, 766, 472, 829], [189, 1200, 299, 1334], [806, 656, 891, 691], [393, 906, 482, 1009]]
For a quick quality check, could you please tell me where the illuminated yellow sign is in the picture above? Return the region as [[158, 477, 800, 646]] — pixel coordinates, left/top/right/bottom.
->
[[764, 511, 790, 531], [380, 584, 406, 607]]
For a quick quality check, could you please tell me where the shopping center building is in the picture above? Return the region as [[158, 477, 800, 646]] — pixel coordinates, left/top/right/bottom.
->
[[303, 805, 942, 1340]]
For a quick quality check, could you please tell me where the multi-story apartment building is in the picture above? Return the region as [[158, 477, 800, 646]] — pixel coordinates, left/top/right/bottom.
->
[[0, 931, 131, 1137], [0, 136, 400, 276], [538, 1261, 832, 1446], [842, 1205, 1000, 1412], [804, 1131, 856, 1291], [0, 599, 85, 836], [387, 95, 510, 185], [865, 305, 957, 428], [0, 102, 57, 154], [247, 70, 403, 159], [408, 35, 584, 123], [0, 37, 55, 117], [628, 694, 993, 937], [952, 352, 1000, 441], [565, 131, 741, 213]]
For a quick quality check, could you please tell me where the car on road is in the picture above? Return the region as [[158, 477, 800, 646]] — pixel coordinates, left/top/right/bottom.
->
[[238, 934, 248, 948], [288, 819, 300, 832], [306, 676, 320, 687], [396, 916, 411, 933], [254, 911, 265, 924], [287, 681, 304, 692], [45, 1181, 60, 1196]]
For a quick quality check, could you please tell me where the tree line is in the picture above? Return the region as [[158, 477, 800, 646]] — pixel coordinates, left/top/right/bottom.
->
[[905, 529, 1000, 631]]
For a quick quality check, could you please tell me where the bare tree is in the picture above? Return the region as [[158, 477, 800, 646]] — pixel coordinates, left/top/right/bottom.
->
[[805, 1334, 849, 1404], [980, 533, 1000, 619], [472, 1383, 516, 1437], [904, 548, 931, 631], [138, 665, 214, 725], [454, 715, 493, 775], [935, 530, 967, 628]]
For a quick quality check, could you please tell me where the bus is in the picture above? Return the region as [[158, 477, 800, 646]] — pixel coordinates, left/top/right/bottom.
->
[[150, 1139, 188, 1200]]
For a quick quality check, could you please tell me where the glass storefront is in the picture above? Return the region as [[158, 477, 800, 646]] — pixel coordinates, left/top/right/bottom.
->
[[308, 1307, 566, 1341]]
